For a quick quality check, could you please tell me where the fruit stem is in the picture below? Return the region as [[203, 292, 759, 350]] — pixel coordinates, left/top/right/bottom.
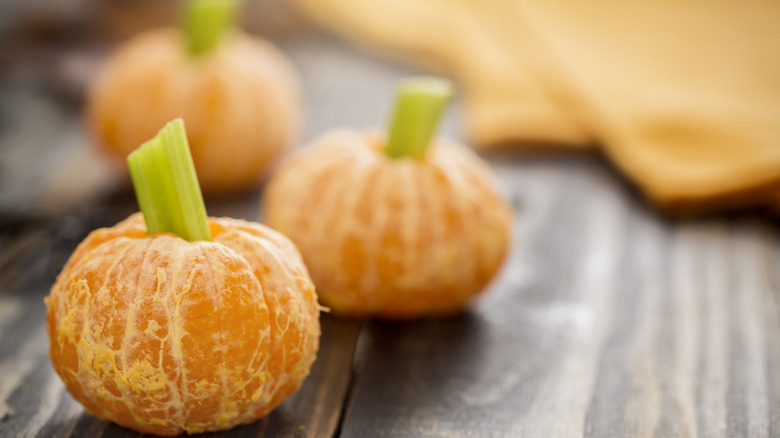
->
[[384, 77, 452, 160], [185, 0, 239, 56], [127, 118, 211, 241]]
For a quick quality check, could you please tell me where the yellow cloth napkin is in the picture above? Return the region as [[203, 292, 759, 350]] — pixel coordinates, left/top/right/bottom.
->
[[292, 0, 780, 214]]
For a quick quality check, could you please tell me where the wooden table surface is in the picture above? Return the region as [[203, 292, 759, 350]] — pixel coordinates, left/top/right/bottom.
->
[[2, 2, 780, 437]]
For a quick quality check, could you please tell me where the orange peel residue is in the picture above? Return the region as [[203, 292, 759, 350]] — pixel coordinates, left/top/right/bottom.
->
[[45, 214, 320, 435], [263, 131, 513, 319]]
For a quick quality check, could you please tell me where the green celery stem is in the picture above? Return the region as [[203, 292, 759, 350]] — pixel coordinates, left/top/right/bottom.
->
[[186, 0, 239, 56], [384, 77, 453, 160], [127, 118, 211, 242]]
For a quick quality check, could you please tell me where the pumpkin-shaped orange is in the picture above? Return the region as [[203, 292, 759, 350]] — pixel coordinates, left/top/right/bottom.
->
[[45, 213, 320, 435], [263, 130, 512, 318], [87, 26, 301, 194]]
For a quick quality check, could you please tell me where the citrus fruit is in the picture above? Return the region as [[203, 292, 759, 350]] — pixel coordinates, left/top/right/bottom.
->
[[45, 213, 320, 435], [263, 130, 512, 318], [87, 27, 301, 194]]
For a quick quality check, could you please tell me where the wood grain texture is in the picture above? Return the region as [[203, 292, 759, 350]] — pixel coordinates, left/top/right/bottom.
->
[[3, 1, 780, 436], [338, 156, 780, 438]]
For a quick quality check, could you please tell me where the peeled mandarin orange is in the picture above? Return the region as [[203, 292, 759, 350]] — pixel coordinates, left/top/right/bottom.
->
[[263, 130, 512, 319], [45, 213, 320, 435], [87, 28, 301, 194]]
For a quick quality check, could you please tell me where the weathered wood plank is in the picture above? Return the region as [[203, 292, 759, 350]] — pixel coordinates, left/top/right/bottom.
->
[[252, 315, 362, 438], [338, 156, 780, 438], [760, 225, 780, 438], [695, 223, 730, 438], [586, 200, 666, 438], [727, 222, 774, 438]]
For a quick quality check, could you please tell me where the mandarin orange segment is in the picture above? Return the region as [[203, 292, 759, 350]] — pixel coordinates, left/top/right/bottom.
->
[[263, 131, 512, 318], [45, 213, 320, 435]]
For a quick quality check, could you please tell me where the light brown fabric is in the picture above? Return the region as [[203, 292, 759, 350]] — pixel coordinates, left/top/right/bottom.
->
[[291, 0, 591, 148], [292, 0, 780, 214]]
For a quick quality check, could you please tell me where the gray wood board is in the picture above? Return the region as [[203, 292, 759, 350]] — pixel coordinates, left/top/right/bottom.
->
[[338, 156, 780, 438], [2, 4, 780, 436]]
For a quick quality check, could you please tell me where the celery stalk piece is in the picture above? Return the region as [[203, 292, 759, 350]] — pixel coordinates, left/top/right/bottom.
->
[[384, 77, 453, 160], [185, 0, 239, 56], [127, 118, 211, 242]]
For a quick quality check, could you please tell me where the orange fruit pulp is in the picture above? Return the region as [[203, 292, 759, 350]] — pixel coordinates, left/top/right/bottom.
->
[[263, 130, 513, 319], [87, 29, 301, 195], [45, 213, 320, 435]]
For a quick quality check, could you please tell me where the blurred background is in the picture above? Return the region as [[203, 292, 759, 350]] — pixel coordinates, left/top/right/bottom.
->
[[0, 0, 453, 284], [0, 0, 427, 219], [3, 0, 779, 229]]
